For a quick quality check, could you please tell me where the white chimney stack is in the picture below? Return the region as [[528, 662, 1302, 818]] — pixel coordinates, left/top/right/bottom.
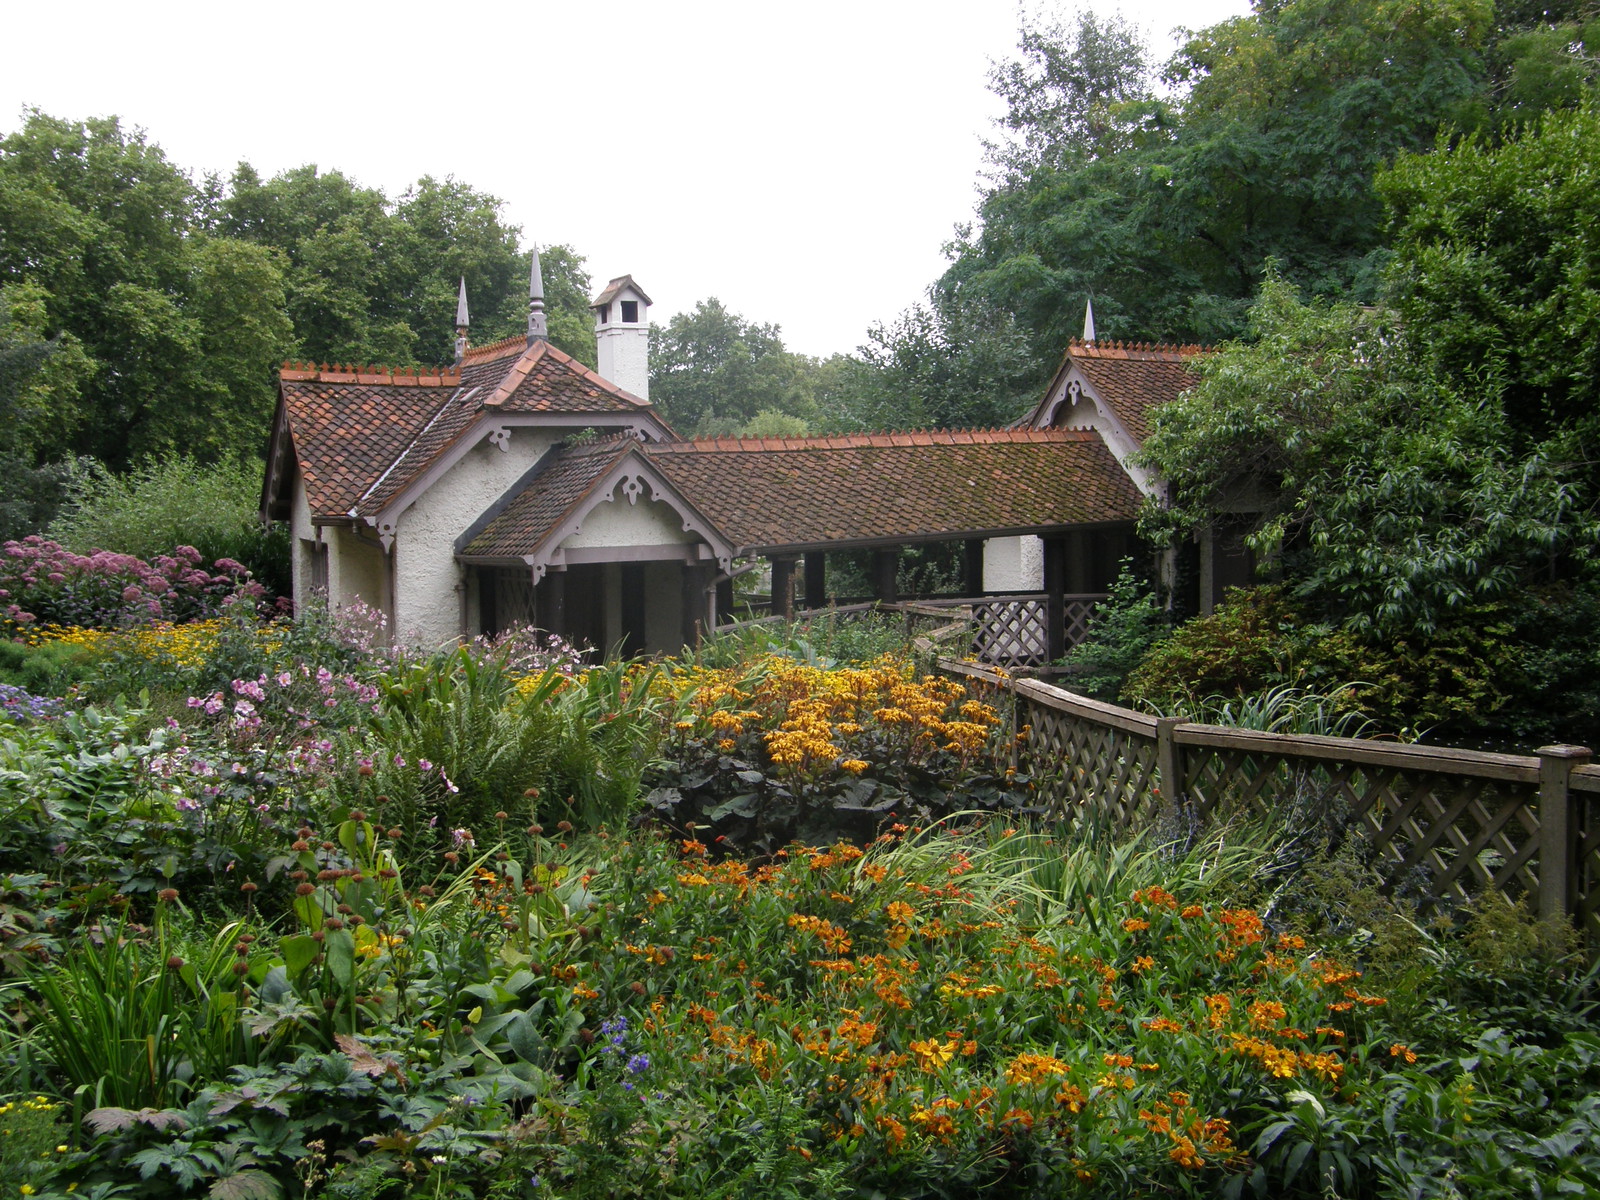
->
[[591, 275, 651, 400]]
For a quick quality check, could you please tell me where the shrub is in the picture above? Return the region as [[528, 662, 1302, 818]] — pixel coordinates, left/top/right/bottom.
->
[[49, 455, 290, 599], [1057, 559, 1169, 700], [1123, 586, 1304, 708], [647, 654, 1028, 851], [1123, 585, 1539, 746], [1, 537, 254, 633]]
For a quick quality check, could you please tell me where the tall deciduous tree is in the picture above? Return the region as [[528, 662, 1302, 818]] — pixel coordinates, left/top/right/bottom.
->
[[218, 167, 596, 368], [948, 0, 1502, 357], [1139, 275, 1591, 635], [0, 111, 293, 468], [649, 299, 813, 434], [836, 295, 1043, 431]]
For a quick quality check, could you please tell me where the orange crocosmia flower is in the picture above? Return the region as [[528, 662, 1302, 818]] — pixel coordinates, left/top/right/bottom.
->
[[1132, 885, 1178, 909], [1218, 908, 1265, 945], [1205, 994, 1232, 1029], [876, 1115, 907, 1147], [909, 1107, 958, 1142], [1054, 1084, 1087, 1112]]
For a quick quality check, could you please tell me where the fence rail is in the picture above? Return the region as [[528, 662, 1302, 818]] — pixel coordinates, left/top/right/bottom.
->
[[941, 658, 1598, 941]]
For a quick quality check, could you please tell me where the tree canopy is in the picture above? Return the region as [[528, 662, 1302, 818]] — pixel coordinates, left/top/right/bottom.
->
[[0, 110, 596, 478]]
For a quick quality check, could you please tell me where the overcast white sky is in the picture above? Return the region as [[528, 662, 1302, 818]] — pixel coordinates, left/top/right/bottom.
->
[[3, 0, 1250, 359]]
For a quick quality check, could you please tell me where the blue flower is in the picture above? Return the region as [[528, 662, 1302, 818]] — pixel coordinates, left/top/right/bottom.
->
[[626, 1053, 650, 1075]]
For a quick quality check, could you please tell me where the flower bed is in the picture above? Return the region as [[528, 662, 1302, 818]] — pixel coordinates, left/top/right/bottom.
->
[[2, 537, 256, 633]]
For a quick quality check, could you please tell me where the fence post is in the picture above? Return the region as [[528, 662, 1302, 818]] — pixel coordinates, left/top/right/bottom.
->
[[1156, 717, 1184, 811], [1538, 744, 1593, 921]]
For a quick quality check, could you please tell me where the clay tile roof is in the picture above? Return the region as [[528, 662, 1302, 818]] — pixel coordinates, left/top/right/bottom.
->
[[640, 427, 1142, 553], [278, 338, 662, 522], [1044, 340, 1208, 444], [277, 363, 463, 518], [483, 340, 652, 413], [461, 437, 637, 559], [591, 275, 653, 307]]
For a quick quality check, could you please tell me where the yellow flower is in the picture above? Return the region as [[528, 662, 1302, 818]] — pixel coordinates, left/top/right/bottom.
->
[[909, 1037, 959, 1071]]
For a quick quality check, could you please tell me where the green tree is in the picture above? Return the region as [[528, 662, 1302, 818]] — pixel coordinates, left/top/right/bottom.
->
[[947, 0, 1501, 355], [649, 299, 813, 434], [0, 283, 94, 537], [832, 295, 1043, 431], [220, 166, 594, 367], [0, 113, 294, 468], [1139, 276, 1591, 635], [1381, 103, 1600, 458], [983, 8, 1164, 180]]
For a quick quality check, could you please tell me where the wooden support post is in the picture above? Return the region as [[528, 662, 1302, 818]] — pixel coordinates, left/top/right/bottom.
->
[[537, 568, 566, 641], [963, 539, 984, 597], [872, 550, 898, 604], [1156, 717, 1184, 813], [770, 557, 796, 619], [1538, 744, 1592, 921], [1065, 530, 1090, 594], [681, 565, 711, 649], [804, 552, 827, 611], [1043, 537, 1066, 663]]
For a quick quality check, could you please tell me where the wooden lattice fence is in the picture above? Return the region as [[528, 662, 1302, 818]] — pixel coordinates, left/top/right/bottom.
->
[[941, 659, 1600, 941]]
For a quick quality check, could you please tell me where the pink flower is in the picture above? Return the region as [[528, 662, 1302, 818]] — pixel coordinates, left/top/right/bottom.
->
[[122, 586, 142, 602]]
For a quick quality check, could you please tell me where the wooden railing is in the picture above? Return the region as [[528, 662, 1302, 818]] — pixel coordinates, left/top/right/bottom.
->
[[941, 658, 1600, 941]]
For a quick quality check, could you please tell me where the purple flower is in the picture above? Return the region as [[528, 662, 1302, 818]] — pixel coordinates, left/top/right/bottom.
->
[[626, 1053, 650, 1075]]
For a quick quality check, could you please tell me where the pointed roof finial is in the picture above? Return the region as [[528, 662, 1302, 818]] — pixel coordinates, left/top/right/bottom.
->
[[527, 246, 548, 344], [1083, 296, 1096, 344], [454, 277, 470, 363]]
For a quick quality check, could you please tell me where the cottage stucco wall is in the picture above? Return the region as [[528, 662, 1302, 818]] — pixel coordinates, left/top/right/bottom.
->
[[983, 535, 1044, 592], [290, 478, 316, 606], [332, 526, 387, 616], [560, 484, 700, 551], [393, 429, 560, 648]]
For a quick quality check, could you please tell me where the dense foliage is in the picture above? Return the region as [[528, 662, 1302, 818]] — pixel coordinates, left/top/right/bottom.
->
[[0, 111, 597, 484], [0, 597, 1592, 1197]]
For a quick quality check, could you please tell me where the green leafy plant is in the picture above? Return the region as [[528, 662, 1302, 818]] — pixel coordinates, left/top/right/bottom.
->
[[25, 907, 257, 1110], [1056, 559, 1169, 700]]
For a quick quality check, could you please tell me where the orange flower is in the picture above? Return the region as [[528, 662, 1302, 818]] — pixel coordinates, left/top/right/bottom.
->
[[1006, 1052, 1070, 1085]]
